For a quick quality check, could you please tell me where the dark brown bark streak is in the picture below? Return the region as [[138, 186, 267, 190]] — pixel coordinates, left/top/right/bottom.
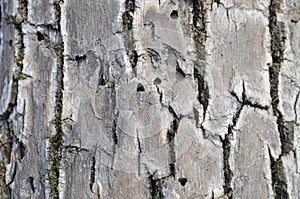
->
[[268, 0, 289, 198], [48, 0, 65, 198], [0, 0, 28, 197]]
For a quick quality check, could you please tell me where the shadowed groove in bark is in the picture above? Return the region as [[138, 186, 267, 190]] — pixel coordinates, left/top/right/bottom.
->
[[268, 0, 290, 198], [269, 149, 288, 199], [110, 80, 118, 169], [122, 0, 137, 74], [148, 174, 161, 199], [192, 0, 209, 120], [0, 122, 13, 198], [148, 172, 174, 199], [0, 0, 27, 120], [0, 0, 28, 197], [222, 126, 233, 199], [221, 93, 244, 199], [167, 116, 179, 178], [89, 156, 96, 193], [48, 0, 64, 198]]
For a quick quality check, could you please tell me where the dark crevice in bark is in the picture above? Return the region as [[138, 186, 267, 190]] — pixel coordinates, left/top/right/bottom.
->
[[294, 92, 299, 123], [89, 156, 96, 193], [230, 80, 269, 112], [147, 105, 179, 198], [136, 131, 142, 176], [167, 106, 180, 178], [269, 148, 288, 199], [167, 119, 177, 178], [221, 126, 233, 199], [48, 1, 64, 198], [0, 0, 28, 197], [0, 0, 27, 120], [168, 105, 179, 120], [268, 0, 290, 198], [194, 59, 209, 120], [62, 145, 88, 152], [191, 0, 214, 153], [176, 61, 186, 78], [148, 174, 162, 199], [220, 103, 243, 198], [122, 0, 137, 75], [222, 86, 252, 198], [148, 171, 173, 199], [241, 81, 269, 110], [74, 54, 86, 65], [147, 48, 162, 67], [112, 116, 118, 145], [192, 0, 209, 121], [110, 81, 118, 169]]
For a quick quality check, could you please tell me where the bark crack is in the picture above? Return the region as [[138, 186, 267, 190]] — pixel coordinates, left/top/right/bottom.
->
[[136, 130, 142, 176], [110, 80, 118, 170], [89, 156, 96, 193], [192, 0, 209, 122], [167, 105, 180, 178], [230, 80, 269, 111], [48, 0, 65, 198], [268, 0, 290, 198], [294, 92, 299, 123], [148, 171, 174, 199], [122, 0, 137, 75], [0, 0, 28, 197]]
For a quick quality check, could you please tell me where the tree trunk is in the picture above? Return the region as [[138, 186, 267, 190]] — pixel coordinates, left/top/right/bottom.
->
[[1, 0, 300, 198]]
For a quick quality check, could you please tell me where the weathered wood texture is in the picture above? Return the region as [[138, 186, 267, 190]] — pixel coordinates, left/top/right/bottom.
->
[[0, 0, 300, 198]]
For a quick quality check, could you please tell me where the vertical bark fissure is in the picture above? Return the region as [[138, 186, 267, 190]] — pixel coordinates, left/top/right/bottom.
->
[[224, 81, 269, 197], [148, 174, 161, 199], [167, 119, 178, 178], [148, 172, 173, 199], [122, 0, 137, 75], [110, 80, 118, 169], [48, 0, 64, 198], [89, 156, 96, 193], [0, 0, 27, 119], [294, 92, 299, 123], [136, 130, 141, 176], [222, 126, 233, 199], [167, 105, 180, 178], [268, 0, 289, 198], [222, 90, 244, 199], [0, 0, 27, 197], [192, 0, 209, 120]]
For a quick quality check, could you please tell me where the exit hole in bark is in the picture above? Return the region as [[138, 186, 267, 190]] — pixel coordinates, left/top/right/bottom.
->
[[137, 83, 145, 92], [178, 178, 187, 186], [170, 10, 178, 19], [36, 31, 44, 41], [154, 77, 162, 85]]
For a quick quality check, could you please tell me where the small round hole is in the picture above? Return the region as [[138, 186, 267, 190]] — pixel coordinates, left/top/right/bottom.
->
[[154, 77, 162, 85], [170, 10, 178, 19], [178, 178, 187, 186], [137, 83, 145, 92]]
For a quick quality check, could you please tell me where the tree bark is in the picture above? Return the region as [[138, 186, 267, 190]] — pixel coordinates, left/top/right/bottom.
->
[[0, 0, 300, 198]]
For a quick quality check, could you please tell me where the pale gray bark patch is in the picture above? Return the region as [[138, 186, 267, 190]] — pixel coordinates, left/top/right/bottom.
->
[[1, 0, 300, 198]]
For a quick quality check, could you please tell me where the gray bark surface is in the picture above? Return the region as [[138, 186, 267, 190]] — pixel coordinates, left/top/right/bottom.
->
[[0, 0, 300, 198]]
